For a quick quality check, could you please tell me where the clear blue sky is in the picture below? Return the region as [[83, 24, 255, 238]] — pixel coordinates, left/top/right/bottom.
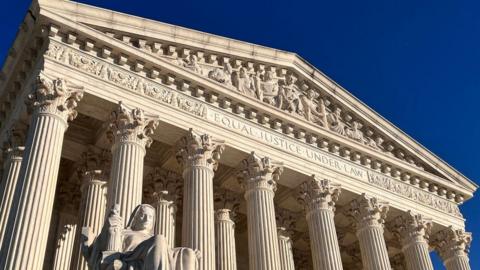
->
[[3, 0, 479, 268]]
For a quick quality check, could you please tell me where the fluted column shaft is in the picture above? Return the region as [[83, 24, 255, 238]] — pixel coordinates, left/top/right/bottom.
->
[[182, 165, 215, 270], [106, 102, 159, 225], [153, 194, 176, 247], [245, 181, 281, 270], [177, 130, 224, 270], [299, 177, 343, 270], [277, 229, 294, 270], [238, 152, 283, 270], [52, 212, 77, 270], [107, 141, 145, 223], [434, 227, 472, 270], [73, 171, 107, 270], [0, 74, 83, 270], [215, 209, 237, 270], [0, 146, 24, 246], [393, 211, 434, 270], [349, 194, 391, 270], [402, 237, 433, 270]]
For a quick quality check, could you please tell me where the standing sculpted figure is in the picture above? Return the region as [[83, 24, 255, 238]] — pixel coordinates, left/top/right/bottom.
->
[[278, 73, 301, 113], [327, 107, 347, 136], [299, 89, 328, 127], [81, 204, 198, 270], [232, 67, 257, 97], [255, 70, 279, 105]]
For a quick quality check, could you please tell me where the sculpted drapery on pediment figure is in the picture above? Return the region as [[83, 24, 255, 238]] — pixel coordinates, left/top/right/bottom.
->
[[81, 204, 199, 270]]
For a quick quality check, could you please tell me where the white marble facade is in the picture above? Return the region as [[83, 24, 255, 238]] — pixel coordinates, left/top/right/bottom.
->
[[0, 0, 476, 269]]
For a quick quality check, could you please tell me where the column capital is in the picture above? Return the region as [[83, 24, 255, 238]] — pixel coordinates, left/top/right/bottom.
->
[[348, 193, 389, 230], [391, 211, 432, 246], [214, 188, 240, 212], [26, 72, 84, 122], [107, 101, 159, 148], [237, 152, 283, 192], [175, 128, 225, 170], [77, 147, 110, 185], [3, 125, 26, 159], [276, 207, 297, 238], [432, 226, 472, 262], [144, 168, 180, 203], [298, 176, 341, 212]]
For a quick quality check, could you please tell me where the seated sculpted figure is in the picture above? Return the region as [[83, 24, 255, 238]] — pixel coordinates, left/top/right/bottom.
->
[[81, 204, 198, 270], [254, 70, 279, 106]]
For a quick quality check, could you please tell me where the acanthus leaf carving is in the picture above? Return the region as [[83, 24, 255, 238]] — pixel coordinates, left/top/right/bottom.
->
[[391, 211, 432, 245], [298, 176, 341, 212], [27, 71, 84, 122], [107, 101, 159, 148], [432, 226, 472, 262], [175, 128, 225, 171], [347, 193, 389, 229], [237, 151, 283, 192]]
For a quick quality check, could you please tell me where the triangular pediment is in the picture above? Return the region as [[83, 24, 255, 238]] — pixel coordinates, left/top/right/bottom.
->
[[28, 0, 476, 198]]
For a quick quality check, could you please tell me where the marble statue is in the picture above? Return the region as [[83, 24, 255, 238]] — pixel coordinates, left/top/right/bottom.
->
[[346, 121, 365, 142], [327, 106, 347, 136], [183, 55, 203, 75], [299, 89, 328, 127], [81, 204, 198, 270], [208, 62, 233, 85], [255, 70, 279, 106], [232, 67, 256, 97], [278, 73, 301, 114]]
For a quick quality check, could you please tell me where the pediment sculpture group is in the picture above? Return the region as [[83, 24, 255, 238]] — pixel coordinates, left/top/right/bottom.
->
[[81, 204, 198, 270], [175, 54, 381, 151]]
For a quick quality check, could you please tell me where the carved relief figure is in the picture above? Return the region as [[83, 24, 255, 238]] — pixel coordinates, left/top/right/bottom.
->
[[327, 107, 347, 136], [232, 67, 256, 97], [208, 62, 233, 85], [278, 73, 301, 114], [255, 70, 279, 105], [81, 204, 198, 270], [346, 121, 365, 142], [183, 55, 203, 75], [299, 89, 328, 127]]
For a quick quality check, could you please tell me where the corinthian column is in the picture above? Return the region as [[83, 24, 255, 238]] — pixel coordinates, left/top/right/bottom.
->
[[238, 152, 283, 270], [176, 129, 224, 270], [276, 208, 296, 270], [52, 209, 78, 270], [348, 193, 392, 270], [214, 189, 240, 270], [72, 148, 109, 270], [433, 227, 472, 270], [298, 176, 343, 270], [107, 101, 159, 225], [0, 127, 25, 247], [392, 211, 434, 270], [144, 168, 180, 248], [0, 73, 83, 270]]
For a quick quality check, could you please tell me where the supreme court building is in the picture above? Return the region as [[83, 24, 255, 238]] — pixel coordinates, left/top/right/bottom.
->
[[0, 0, 476, 269]]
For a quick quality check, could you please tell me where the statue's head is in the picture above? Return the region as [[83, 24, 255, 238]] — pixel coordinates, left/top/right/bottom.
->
[[127, 204, 156, 234]]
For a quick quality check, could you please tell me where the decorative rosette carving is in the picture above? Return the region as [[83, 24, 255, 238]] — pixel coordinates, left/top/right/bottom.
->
[[175, 128, 225, 170], [237, 151, 283, 192], [391, 211, 432, 245], [107, 101, 159, 148], [27, 72, 84, 122], [348, 193, 389, 229], [298, 176, 341, 212], [432, 226, 472, 261]]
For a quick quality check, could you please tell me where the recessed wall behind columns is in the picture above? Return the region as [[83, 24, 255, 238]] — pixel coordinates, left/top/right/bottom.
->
[[42, 58, 465, 229]]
